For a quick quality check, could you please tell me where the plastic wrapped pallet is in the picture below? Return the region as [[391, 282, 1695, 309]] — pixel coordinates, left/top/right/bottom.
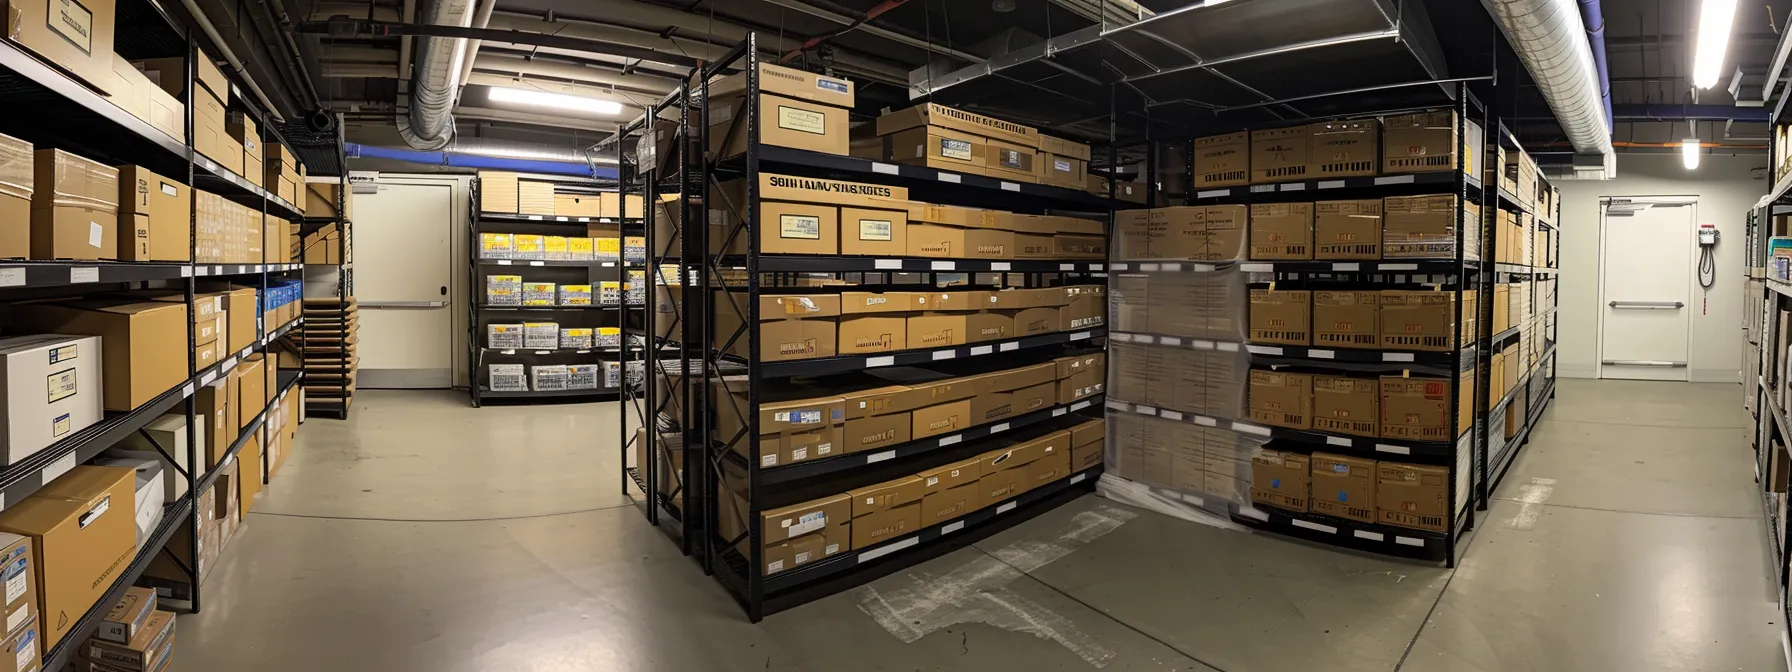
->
[[1103, 412, 1260, 515], [568, 364, 600, 389], [560, 327, 594, 349], [1108, 268, 1247, 341], [486, 275, 522, 306], [560, 284, 592, 306], [489, 364, 527, 391], [488, 324, 524, 349], [532, 365, 571, 390], [524, 322, 559, 349]]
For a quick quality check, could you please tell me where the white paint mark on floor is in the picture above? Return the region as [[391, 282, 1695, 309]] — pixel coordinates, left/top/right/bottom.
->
[[1507, 477, 1557, 531], [855, 504, 1137, 668]]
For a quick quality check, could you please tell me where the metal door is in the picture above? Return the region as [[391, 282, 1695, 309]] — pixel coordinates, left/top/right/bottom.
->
[[356, 179, 455, 388], [1597, 197, 1695, 381]]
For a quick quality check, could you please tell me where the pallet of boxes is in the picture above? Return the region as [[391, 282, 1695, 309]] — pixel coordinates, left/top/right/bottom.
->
[[478, 170, 643, 220], [301, 298, 359, 416]]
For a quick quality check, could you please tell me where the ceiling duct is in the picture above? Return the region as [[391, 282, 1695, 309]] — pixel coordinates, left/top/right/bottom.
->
[[1481, 0, 1616, 176], [398, 0, 477, 150]]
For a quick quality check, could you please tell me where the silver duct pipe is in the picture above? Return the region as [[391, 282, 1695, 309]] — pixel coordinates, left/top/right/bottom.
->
[[447, 137, 607, 164], [1481, 0, 1615, 175], [453, 0, 498, 106], [398, 0, 476, 150]]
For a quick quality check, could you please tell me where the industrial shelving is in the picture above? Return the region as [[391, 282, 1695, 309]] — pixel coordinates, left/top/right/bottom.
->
[[0, 0, 326, 654], [1747, 132, 1792, 658], [465, 176, 641, 407]]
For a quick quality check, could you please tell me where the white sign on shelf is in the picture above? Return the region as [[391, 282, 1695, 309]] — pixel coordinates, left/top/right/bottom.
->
[[70, 268, 98, 284]]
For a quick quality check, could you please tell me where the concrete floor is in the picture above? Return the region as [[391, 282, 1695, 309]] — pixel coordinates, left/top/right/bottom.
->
[[175, 380, 1786, 671]]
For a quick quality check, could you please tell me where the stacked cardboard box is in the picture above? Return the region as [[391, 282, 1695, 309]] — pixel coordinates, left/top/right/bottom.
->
[[0, 465, 136, 650], [264, 143, 303, 203], [1187, 110, 1484, 187], [302, 222, 347, 264], [301, 298, 359, 414], [116, 165, 191, 262], [1248, 289, 1475, 351], [1108, 412, 1252, 508], [1108, 268, 1246, 341], [1114, 205, 1248, 261], [32, 149, 120, 260], [0, 134, 27, 259], [303, 179, 353, 221], [1245, 367, 1475, 442], [720, 416, 1105, 575], [709, 63, 855, 159], [1247, 449, 1450, 532], [195, 189, 267, 263]]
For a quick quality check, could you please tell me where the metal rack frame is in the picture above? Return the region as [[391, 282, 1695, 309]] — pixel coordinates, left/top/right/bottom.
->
[[0, 0, 324, 664]]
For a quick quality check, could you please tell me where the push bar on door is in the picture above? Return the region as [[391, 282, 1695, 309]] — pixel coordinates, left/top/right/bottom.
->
[[1608, 301, 1684, 309]]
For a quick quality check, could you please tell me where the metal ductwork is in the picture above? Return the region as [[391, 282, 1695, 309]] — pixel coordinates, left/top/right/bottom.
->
[[398, 0, 477, 151], [1481, 0, 1616, 176]]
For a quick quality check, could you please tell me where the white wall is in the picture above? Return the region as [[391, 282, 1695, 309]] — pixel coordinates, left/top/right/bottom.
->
[[1555, 153, 1766, 382]]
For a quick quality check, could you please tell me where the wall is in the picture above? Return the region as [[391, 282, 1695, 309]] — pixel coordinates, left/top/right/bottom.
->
[[1555, 153, 1765, 382]]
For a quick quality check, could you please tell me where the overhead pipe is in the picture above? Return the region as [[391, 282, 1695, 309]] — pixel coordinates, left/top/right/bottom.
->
[[1481, 0, 1615, 174], [453, 0, 498, 107], [178, 0, 289, 121], [346, 142, 618, 179], [395, 0, 478, 150], [1576, 0, 1612, 129]]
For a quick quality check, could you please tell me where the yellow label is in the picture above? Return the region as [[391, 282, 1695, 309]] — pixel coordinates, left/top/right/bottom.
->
[[858, 219, 893, 242], [777, 106, 827, 135], [599, 327, 620, 336], [514, 235, 544, 252], [780, 214, 821, 240], [480, 233, 513, 252], [544, 236, 569, 254], [596, 238, 620, 253], [569, 238, 594, 255]]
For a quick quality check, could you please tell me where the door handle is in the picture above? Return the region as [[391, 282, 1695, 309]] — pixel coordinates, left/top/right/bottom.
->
[[1602, 359, 1688, 367], [363, 301, 448, 309], [1608, 301, 1684, 309]]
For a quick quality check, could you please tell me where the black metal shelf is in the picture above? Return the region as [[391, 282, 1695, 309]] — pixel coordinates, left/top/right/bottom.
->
[[478, 259, 632, 268], [1189, 170, 1479, 203], [193, 155, 301, 217], [758, 328, 1104, 378], [479, 213, 641, 225], [1230, 501, 1455, 562], [1495, 187, 1534, 215], [715, 145, 1112, 210], [196, 370, 303, 494], [478, 387, 619, 399], [476, 304, 610, 311], [482, 346, 621, 355], [1488, 377, 1557, 496], [1106, 399, 1459, 464], [41, 496, 192, 672], [0, 261, 189, 288], [739, 255, 1108, 274], [0, 38, 190, 179]]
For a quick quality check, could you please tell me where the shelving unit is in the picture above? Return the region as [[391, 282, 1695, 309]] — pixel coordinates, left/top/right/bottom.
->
[[1748, 118, 1792, 654], [291, 119, 356, 419], [466, 176, 642, 406]]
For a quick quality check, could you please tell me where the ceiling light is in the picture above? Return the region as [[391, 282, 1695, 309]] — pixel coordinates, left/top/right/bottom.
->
[[1692, 0, 1738, 88], [489, 87, 623, 115], [1682, 138, 1701, 170], [460, 144, 620, 165]]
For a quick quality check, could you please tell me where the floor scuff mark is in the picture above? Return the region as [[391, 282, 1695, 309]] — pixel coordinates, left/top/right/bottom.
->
[[1507, 477, 1557, 531]]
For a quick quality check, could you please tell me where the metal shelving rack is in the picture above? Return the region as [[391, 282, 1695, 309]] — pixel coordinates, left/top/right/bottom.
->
[[466, 176, 639, 407], [1749, 100, 1792, 658], [0, 0, 321, 664], [288, 118, 355, 419]]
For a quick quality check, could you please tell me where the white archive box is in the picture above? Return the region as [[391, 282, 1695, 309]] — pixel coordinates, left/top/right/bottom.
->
[[0, 335, 103, 465]]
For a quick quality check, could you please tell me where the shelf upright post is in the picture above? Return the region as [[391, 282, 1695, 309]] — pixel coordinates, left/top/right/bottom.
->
[[469, 179, 481, 408], [183, 34, 206, 614], [625, 145, 646, 514], [743, 34, 766, 623], [674, 80, 695, 556], [697, 46, 719, 581], [1447, 80, 1471, 565]]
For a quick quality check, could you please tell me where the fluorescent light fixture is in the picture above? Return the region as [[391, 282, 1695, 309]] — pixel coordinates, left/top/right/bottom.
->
[[1692, 0, 1738, 88], [1682, 138, 1701, 170], [488, 87, 623, 115], [459, 144, 621, 165]]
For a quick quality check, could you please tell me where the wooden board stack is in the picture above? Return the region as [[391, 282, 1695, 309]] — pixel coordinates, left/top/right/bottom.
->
[[302, 297, 359, 417]]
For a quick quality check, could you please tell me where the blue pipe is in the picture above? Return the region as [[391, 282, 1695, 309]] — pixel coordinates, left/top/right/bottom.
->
[[345, 143, 619, 179], [1578, 0, 1613, 131]]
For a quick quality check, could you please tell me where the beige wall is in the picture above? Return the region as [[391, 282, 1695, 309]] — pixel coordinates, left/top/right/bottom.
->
[[1554, 153, 1766, 382]]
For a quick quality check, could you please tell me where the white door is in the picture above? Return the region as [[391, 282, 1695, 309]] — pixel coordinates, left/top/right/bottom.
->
[[1598, 197, 1695, 381], [355, 179, 455, 388]]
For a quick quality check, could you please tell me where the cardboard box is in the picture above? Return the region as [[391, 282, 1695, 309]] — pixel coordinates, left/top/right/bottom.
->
[[1385, 195, 1477, 260], [31, 149, 118, 260], [841, 291, 920, 315], [912, 399, 972, 439], [1249, 289, 1310, 345], [907, 314, 966, 348], [1310, 453, 1376, 521], [984, 137, 1040, 183], [1313, 375, 1378, 438], [1250, 449, 1310, 511], [195, 381, 231, 467], [759, 493, 852, 547], [844, 412, 910, 453], [1006, 306, 1061, 335], [711, 91, 850, 158], [1377, 462, 1449, 531], [1194, 132, 1250, 188], [921, 482, 980, 525], [1380, 374, 1471, 441], [2, 0, 118, 93], [115, 166, 190, 262], [95, 586, 154, 645], [918, 457, 981, 494], [0, 134, 25, 259], [0, 466, 136, 650], [234, 358, 266, 428], [1249, 126, 1308, 184], [81, 609, 172, 670], [1040, 135, 1089, 189], [837, 316, 906, 354], [1384, 111, 1480, 175], [1249, 202, 1313, 260], [11, 300, 186, 411], [839, 205, 907, 256], [202, 285, 258, 353], [907, 224, 1012, 259], [1307, 120, 1379, 178], [1314, 199, 1382, 260], [881, 126, 986, 175], [1312, 291, 1378, 349], [0, 535, 33, 641], [852, 502, 921, 549], [1249, 369, 1312, 429], [0, 335, 102, 464], [876, 103, 1038, 149], [1381, 291, 1468, 351]]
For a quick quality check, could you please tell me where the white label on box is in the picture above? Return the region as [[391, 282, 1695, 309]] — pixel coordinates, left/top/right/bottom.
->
[[4, 571, 21, 606], [932, 351, 956, 361], [939, 435, 962, 446], [1354, 530, 1385, 541], [874, 259, 902, 270], [1161, 410, 1184, 421], [70, 267, 98, 284], [938, 172, 961, 183], [791, 446, 808, 460], [788, 511, 827, 536], [871, 162, 899, 175], [999, 342, 1019, 352], [1309, 350, 1335, 359], [1375, 444, 1413, 455], [87, 220, 104, 247], [991, 262, 1011, 271], [14, 628, 32, 671], [1374, 175, 1416, 185], [1195, 416, 1217, 427], [1395, 536, 1426, 547], [859, 219, 894, 241], [780, 214, 822, 240], [1325, 436, 1351, 447], [866, 450, 896, 463], [766, 559, 784, 573], [1317, 180, 1346, 189], [866, 356, 895, 368], [997, 502, 1018, 514], [970, 346, 992, 356], [4, 604, 21, 635], [42, 453, 77, 484], [1292, 519, 1336, 534], [1382, 353, 1416, 362], [858, 536, 919, 562], [930, 261, 955, 271], [1135, 405, 1158, 416], [1332, 263, 1360, 272], [990, 423, 1010, 433], [942, 521, 965, 534], [1001, 181, 1021, 192], [1280, 183, 1306, 192]]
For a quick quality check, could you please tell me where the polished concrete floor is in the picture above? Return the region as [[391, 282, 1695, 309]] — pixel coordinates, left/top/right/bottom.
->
[[175, 380, 1785, 671]]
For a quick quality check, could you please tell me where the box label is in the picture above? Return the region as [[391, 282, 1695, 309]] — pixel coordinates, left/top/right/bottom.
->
[[52, 413, 70, 437], [3, 557, 23, 604], [816, 78, 849, 94], [47, 344, 77, 363], [46, 368, 76, 403], [1054, 159, 1072, 172], [939, 138, 973, 161], [49, 0, 95, 54], [779, 214, 821, 240], [789, 511, 827, 536], [858, 219, 893, 241], [13, 629, 32, 672], [999, 148, 1024, 169], [777, 106, 827, 135]]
